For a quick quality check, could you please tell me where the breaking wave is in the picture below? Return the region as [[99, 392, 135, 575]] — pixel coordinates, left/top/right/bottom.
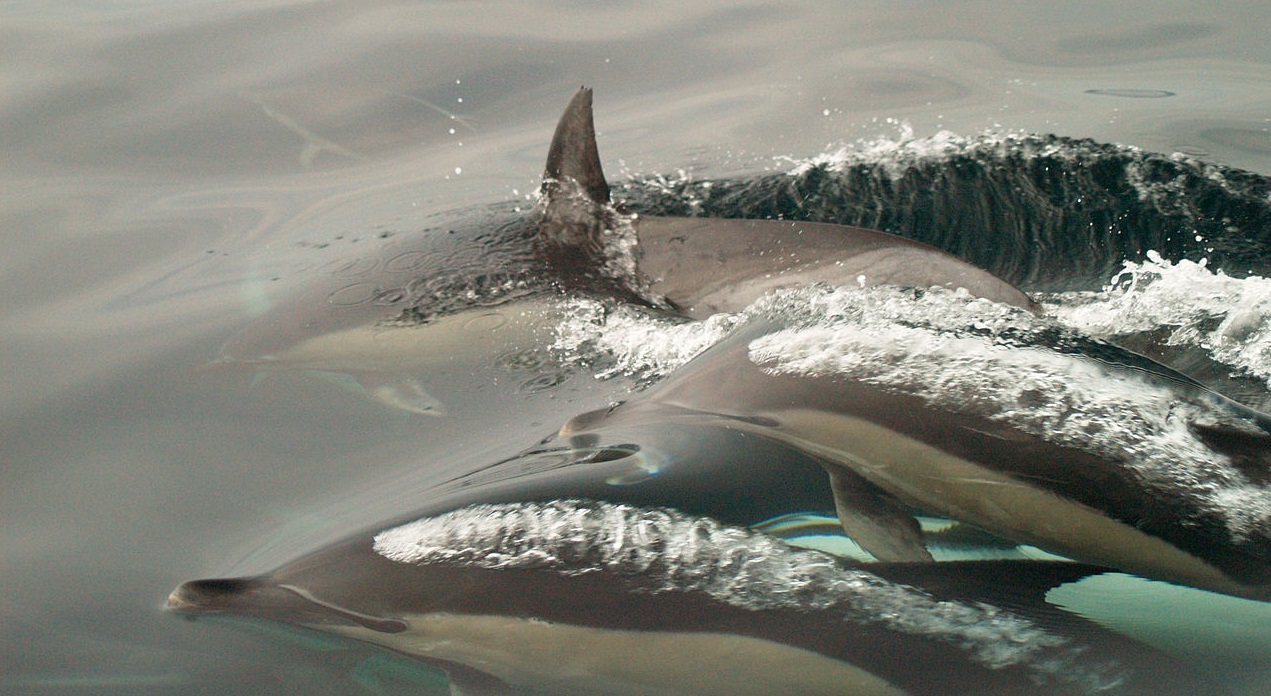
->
[[619, 130, 1271, 291]]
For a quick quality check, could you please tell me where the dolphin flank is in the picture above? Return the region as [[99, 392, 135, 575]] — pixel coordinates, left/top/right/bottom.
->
[[168, 500, 1206, 696], [539, 88, 1271, 600]]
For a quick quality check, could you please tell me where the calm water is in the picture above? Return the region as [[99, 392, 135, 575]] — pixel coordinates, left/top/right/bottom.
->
[[3, 1, 1271, 693]]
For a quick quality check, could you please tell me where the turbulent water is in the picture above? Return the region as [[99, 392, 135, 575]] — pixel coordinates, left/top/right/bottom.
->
[[561, 134, 1271, 415], [375, 500, 1130, 690], [14, 125, 1271, 696], [539, 135, 1271, 694], [623, 132, 1271, 289]]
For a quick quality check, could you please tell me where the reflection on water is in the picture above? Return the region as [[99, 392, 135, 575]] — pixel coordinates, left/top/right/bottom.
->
[[3, 0, 1271, 694]]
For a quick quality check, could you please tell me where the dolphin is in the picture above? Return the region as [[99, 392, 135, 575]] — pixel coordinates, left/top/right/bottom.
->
[[167, 498, 1209, 696], [560, 286, 1271, 600], [215, 88, 1036, 413]]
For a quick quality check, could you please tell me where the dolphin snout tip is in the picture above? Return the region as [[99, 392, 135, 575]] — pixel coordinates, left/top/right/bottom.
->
[[165, 583, 208, 614], [165, 577, 263, 614]]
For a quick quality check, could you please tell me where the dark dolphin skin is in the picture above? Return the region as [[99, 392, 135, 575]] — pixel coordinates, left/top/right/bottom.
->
[[544, 87, 1271, 601], [168, 90, 1255, 693], [547, 91, 1271, 602]]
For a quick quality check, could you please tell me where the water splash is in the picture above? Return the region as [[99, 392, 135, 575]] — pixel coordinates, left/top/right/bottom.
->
[[747, 284, 1271, 542], [551, 297, 742, 383], [619, 131, 1271, 289], [1049, 251, 1271, 390]]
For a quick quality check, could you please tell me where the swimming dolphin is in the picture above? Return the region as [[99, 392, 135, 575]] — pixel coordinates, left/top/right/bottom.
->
[[538, 88, 1039, 314], [215, 88, 1036, 413], [168, 499, 1208, 696], [561, 287, 1271, 601]]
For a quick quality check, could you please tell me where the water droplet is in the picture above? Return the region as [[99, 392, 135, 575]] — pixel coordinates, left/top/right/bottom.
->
[[327, 283, 376, 307], [384, 250, 429, 272]]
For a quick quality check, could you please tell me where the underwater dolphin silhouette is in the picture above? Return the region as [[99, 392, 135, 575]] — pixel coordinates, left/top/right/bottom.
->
[[216, 88, 1035, 413], [168, 499, 1208, 696]]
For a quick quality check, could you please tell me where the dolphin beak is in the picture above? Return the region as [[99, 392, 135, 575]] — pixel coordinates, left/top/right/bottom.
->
[[166, 576, 408, 633], [166, 577, 267, 615]]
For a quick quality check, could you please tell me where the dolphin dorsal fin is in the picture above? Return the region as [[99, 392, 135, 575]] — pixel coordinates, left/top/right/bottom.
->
[[542, 87, 610, 205], [535, 88, 624, 277]]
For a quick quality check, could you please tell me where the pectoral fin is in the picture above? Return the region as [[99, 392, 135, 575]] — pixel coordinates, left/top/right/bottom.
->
[[352, 372, 448, 417], [440, 660, 518, 696], [251, 368, 449, 416], [1188, 421, 1271, 484], [823, 463, 933, 562]]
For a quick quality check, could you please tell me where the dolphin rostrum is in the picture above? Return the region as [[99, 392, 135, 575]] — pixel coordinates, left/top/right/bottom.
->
[[168, 499, 1208, 696], [215, 88, 1036, 413]]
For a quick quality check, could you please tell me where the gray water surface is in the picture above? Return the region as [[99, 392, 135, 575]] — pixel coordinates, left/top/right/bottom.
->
[[3, 1, 1270, 693]]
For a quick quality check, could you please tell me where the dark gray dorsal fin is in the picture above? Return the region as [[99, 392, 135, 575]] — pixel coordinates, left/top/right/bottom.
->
[[536, 88, 625, 283], [542, 87, 610, 205]]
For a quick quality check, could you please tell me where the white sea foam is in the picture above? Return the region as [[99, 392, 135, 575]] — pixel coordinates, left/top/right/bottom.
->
[[551, 297, 742, 381], [746, 284, 1271, 542], [782, 123, 967, 180], [1048, 251, 1271, 389], [779, 127, 1253, 210], [373, 499, 1124, 687]]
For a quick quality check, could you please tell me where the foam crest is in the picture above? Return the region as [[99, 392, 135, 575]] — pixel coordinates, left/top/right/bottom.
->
[[373, 500, 1124, 684], [783, 123, 967, 179], [747, 285, 1271, 541], [1049, 251, 1271, 388], [780, 128, 1254, 216], [552, 297, 742, 382]]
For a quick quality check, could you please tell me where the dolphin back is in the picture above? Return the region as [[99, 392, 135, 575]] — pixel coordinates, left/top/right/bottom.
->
[[634, 216, 1038, 317]]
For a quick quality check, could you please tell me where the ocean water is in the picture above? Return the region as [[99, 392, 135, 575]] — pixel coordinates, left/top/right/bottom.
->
[[3, 1, 1271, 693]]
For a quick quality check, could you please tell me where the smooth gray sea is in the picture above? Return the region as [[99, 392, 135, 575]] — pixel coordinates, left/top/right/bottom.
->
[[3, 1, 1270, 693]]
